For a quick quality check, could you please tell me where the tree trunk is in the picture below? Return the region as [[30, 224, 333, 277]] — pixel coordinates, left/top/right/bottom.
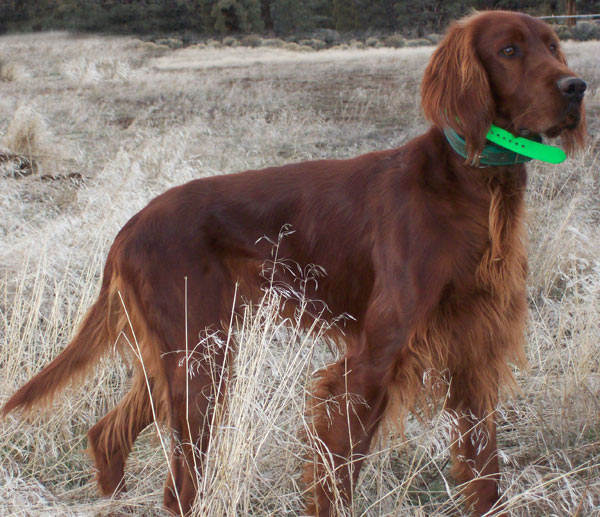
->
[[261, 0, 273, 31], [566, 0, 576, 28]]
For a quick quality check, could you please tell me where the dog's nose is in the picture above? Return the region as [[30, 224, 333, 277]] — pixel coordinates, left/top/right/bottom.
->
[[557, 76, 587, 102]]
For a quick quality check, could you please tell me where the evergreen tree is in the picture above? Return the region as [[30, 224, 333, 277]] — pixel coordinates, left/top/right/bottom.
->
[[245, 0, 264, 31], [211, 0, 264, 32], [332, 0, 358, 31], [269, 0, 311, 34], [311, 0, 334, 29], [2, 0, 595, 36], [184, 0, 217, 33], [261, 0, 274, 31], [354, 0, 397, 31], [395, 0, 464, 35]]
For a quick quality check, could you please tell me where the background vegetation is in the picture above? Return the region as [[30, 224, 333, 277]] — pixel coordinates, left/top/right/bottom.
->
[[0, 31, 598, 515], [1, 0, 600, 37]]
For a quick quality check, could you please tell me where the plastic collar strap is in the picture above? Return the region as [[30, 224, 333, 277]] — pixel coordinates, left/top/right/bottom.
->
[[443, 125, 566, 166], [486, 125, 566, 164], [444, 127, 531, 166]]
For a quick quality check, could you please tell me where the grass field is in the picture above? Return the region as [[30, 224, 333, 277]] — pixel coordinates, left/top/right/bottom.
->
[[0, 33, 599, 516]]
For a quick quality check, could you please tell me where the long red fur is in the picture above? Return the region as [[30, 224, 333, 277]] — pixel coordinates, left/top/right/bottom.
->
[[2, 11, 586, 517]]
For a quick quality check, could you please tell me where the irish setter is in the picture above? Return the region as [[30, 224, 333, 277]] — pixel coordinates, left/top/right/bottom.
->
[[3, 11, 586, 516]]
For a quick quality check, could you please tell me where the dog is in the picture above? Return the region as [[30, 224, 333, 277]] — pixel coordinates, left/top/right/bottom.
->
[[3, 10, 586, 516]]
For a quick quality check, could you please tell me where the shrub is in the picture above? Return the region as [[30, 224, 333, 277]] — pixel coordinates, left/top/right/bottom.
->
[[0, 60, 26, 82], [553, 24, 573, 40], [155, 38, 183, 49], [283, 42, 313, 52], [299, 38, 326, 50], [349, 39, 365, 49], [2, 107, 50, 158], [405, 38, 432, 47], [425, 33, 442, 44], [570, 21, 600, 41], [222, 36, 237, 46], [241, 34, 262, 47], [262, 38, 286, 48], [365, 37, 380, 47], [383, 34, 405, 48], [139, 41, 171, 57], [311, 29, 341, 45], [1, 106, 59, 174], [283, 42, 301, 51]]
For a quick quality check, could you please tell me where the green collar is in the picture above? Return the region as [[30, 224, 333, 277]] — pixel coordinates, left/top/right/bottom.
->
[[444, 124, 566, 167]]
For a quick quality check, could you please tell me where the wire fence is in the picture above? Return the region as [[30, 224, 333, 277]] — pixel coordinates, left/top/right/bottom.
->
[[538, 14, 600, 21]]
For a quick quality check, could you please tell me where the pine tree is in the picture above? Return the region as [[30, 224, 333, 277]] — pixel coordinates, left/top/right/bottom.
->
[[261, 0, 274, 31], [332, 0, 358, 31], [269, 0, 311, 34], [183, 0, 217, 33], [354, 0, 397, 31], [311, 0, 334, 29], [211, 0, 263, 32]]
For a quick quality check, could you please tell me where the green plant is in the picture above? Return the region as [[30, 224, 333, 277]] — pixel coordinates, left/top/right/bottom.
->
[[240, 33, 262, 47], [570, 21, 600, 41], [405, 38, 432, 47], [383, 34, 405, 48]]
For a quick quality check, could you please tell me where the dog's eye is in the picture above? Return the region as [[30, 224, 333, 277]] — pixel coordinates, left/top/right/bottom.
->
[[549, 43, 557, 53], [500, 46, 517, 57]]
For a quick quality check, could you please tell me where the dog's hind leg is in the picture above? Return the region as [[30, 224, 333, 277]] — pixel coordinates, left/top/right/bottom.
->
[[87, 372, 153, 495], [162, 341, 230, 516]]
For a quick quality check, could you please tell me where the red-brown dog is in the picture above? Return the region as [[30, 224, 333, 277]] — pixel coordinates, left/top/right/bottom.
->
[[3, 11, 586, 516]]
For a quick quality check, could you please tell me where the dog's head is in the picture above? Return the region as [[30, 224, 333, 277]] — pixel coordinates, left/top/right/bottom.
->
[[421, 11, 587, 162]]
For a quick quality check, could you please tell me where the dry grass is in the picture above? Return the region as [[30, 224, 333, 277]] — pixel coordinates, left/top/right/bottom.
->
[[0, 33, 599, 516], [0, 59, 27, 83]]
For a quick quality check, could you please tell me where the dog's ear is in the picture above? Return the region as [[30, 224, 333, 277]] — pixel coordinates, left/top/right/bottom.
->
[[421, 18, 495, 162]]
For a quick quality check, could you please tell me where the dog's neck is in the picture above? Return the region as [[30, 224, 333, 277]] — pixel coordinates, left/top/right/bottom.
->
[[443, 127, 534, 168], [443, 125, 567, 167]]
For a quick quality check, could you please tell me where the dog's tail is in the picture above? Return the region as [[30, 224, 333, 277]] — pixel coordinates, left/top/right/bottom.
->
[[2, 271, 122, 417]]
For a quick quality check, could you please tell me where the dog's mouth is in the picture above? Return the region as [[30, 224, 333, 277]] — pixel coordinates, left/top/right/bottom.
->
[[512, 97, 583, 140], [519, 112, 582, 140], [545, 105, 583, 137], [543, 126, 564, 138], [543, 118, 581, 138], [514, 126, 544, 142]]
